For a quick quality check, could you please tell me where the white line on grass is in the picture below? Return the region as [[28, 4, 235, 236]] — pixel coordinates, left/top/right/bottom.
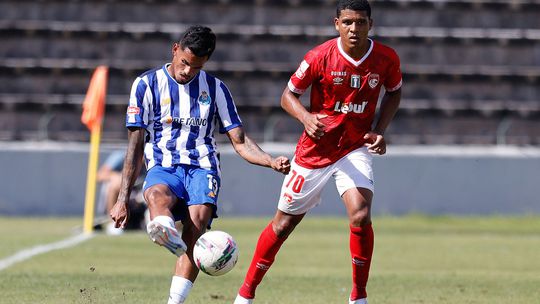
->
[[0, 233, 94, 271]]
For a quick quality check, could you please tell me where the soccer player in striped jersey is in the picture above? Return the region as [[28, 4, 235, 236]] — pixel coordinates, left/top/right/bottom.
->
[[234, 1, 402, 303], [110, 25, 290, 304]]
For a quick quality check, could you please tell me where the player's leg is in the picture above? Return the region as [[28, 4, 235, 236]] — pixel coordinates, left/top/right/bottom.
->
[[168, 167, 220, 304], [334, 148, 375, 303], [144, 166, 188, 256], [235, 160, 333, 303], [235, 210, 304, 303], [168, 203, 214, 304], [343, 187, 373, 303]]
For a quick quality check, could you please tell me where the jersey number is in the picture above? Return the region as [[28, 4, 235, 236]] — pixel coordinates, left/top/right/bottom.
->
[[285, 170, 305, 193]]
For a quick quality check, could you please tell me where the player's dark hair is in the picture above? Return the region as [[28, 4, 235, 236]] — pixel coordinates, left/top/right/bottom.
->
[[336, 0, 371, 18], [179, 25, 216, 59]]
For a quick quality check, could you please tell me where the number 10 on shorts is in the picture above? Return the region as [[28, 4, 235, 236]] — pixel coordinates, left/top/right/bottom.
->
[[285, 170, 305, 193]]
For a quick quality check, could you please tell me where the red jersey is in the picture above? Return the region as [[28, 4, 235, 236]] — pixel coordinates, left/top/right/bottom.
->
[[288, 38, 402, 169]]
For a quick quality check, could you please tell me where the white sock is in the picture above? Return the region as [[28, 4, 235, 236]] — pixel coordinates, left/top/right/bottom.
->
[[167, 276, 193, 304], [233, 294, 253, 304], [153, 215, 176, 229]]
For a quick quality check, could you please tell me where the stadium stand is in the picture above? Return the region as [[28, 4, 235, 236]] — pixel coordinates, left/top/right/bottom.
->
[[0, 0, 538, 144]]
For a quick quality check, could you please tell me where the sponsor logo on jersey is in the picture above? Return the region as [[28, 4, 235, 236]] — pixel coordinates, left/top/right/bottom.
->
[[295, 60, 310, 79], [127, 106, 140, 115], [368, 73, 379, 89], [331, 71, 347, 76], [351, 75, 361, 88], [162, 116, 208, 126], [333, 77, 344, 85], [334, 101, 368, 114], [161, 97, 171, 106], [198, 91, 211, 105]]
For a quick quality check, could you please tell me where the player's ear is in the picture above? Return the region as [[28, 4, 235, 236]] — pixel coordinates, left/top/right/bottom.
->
[[369, 18, 373, 31], [334, 17, 340, 32], [172, 43, 180, 56]]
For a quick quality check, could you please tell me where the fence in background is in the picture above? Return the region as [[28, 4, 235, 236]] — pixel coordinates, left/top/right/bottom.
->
[[0, 142, 538, 217]]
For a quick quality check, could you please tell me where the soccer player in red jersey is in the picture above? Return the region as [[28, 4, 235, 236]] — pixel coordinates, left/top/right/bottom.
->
[[234, 1, 402, 303]]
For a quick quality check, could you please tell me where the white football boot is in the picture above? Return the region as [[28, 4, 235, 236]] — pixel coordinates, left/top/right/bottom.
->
[[146, 220, 187, 257], [233, 294, 253, 304]]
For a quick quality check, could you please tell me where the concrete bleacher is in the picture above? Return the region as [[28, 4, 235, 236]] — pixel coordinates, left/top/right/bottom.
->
[[0, 0, 539, 145]]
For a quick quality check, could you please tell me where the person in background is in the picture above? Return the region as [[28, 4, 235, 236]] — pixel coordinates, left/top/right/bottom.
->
[[97, 150, 146, 234]]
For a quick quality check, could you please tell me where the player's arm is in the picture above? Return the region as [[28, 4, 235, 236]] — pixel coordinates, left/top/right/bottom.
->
[[225, 127, 290, 174], [110, 127, 145, 228], [281, 87, 326, 140], [364, 88, 402, 155]]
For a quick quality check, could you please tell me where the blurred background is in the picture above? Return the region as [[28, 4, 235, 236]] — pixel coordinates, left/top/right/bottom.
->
[[0, 0, 539, 217]]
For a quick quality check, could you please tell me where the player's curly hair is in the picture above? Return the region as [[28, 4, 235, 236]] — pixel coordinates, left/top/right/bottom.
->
[[336, 0, 371, 18], [179, 25, 216, 59]]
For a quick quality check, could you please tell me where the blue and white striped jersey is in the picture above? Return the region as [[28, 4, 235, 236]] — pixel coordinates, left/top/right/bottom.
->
[[126, 64, 242, 174]]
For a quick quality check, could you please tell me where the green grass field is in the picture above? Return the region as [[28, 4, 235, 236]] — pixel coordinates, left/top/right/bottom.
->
[[1, 216, 539, 304]]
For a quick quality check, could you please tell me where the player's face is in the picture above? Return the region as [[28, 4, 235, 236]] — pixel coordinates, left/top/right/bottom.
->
[[169, 43, 208, 84], [334, 9, 372, 50]]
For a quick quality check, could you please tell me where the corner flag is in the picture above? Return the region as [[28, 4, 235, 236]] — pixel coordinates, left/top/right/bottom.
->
[[82, 66, 109, 234], [81, 66, 108, 131]]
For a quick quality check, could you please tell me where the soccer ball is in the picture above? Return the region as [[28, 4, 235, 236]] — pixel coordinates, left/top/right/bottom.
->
[[193, 230, 239, 276]]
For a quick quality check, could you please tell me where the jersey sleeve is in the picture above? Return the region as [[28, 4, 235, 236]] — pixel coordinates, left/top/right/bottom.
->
[[384, 49, 403, 92], [126, 76, 152, 128], [287, 50, 319, 95], [215, 81, 243, 133]]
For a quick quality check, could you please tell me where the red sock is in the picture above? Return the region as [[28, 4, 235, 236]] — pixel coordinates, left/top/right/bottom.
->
[[238, 222, 287, 299], [349, 223, 374, 301]]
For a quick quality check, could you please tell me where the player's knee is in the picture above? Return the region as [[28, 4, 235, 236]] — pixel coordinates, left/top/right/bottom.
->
[[144, 186, 174, 209], [272, 218, 297, 238], [349, 208, 371, 227]]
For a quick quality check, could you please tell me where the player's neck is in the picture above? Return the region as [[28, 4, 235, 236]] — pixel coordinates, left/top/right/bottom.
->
[[342, 39, 371, 61]]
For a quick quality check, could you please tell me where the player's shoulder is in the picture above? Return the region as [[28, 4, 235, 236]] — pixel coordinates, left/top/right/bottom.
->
[[137, 66, 162, 80], [200, 70, 228, 90], [304, 38, 338, 63], [371, 40, 400, 62]]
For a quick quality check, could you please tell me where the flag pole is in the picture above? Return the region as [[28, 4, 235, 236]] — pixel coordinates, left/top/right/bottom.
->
[[81, 66, 108, 235], [83, 122, 102, 234]]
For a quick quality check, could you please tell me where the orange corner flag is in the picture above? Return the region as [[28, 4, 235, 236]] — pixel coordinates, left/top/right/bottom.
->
[[81, 66, 108, 132]]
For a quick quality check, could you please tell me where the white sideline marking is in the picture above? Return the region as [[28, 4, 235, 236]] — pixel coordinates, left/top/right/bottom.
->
[[0, 233, 94, 271]]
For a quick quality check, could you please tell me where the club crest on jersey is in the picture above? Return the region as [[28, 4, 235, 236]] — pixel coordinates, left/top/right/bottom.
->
[[198, 91, 211, 105], [350, 75, 361, 88], [368, 73, 380, 89]]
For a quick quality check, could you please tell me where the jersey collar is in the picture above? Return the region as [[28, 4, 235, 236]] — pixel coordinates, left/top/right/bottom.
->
[[337, 37, 373, 67]]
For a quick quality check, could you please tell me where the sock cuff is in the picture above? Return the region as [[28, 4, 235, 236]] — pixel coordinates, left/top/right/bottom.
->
[[170, 276, 193, 294], [350, 223, 372, 234], [264, 221, 286, 243]]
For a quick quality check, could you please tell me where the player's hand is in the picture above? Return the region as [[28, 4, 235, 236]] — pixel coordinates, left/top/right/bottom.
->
[[271, 156, 291, 174], [302, 113, 327, 140], [364, 131, 386, 155], [110, 200, 130, 229]]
